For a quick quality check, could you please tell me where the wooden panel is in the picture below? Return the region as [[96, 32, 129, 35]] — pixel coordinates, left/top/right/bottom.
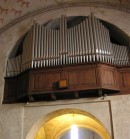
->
[[3, 79, 17, 102], [122, 72, 130, 87], [5, 63, 128, 103], [101, 69, 116, 85], [29, 74, 34, 93], [68, 72, 78, 86], [45, 73, 60, 88], [99, 64, 119, 90], [17, 72, 29, 98], [68, 69, 97, 86], [117, 71, 123, 88], [34, 74, 45, 90], [117, 68, 130, 94]]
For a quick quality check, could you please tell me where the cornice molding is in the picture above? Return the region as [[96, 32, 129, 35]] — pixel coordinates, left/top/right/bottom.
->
[[0, 1, 130, 34]]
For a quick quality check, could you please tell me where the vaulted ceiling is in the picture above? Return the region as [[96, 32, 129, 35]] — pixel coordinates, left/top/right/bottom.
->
[[0, 0, 130, 30]]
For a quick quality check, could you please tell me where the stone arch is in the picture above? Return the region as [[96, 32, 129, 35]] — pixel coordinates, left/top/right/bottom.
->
[[26, 108, 111, 139]]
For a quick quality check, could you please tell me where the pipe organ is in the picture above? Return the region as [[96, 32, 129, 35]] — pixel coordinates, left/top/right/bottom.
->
[[6, 14, 130, 77], [4, 14, 130, 103]]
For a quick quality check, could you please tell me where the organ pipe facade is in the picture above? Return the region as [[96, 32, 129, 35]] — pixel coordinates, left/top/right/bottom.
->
[[6, 14, 130, 77]]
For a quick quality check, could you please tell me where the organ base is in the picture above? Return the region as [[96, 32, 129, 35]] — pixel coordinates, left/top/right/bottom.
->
[[3, 62, 130, 104]]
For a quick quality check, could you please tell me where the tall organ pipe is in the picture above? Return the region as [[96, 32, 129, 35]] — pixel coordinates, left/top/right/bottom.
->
[[72, 27, 75, 63], [37, 25, 41, 67], [81, 22, 85, 62], [77, 24, 82, 63], [53, 30, 56, 66], [6, 15, 130, 77], [91, 14, 98, 61], [57, 30, 60, 65], [86, 18, 91, 62], [69, 28, 73, 64], [88, 16, 95, 61], [75, 25, 80, 63], [41, 27, 44, 67], [93, 16, 100, 61], [73, 26, 78, 63], [82, 21, 87, 62], [60, 15, 67, 65], [31, 23, 36, 68], [48, 29, 51, 66]]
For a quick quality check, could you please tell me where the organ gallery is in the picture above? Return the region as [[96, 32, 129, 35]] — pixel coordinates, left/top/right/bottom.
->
[[3, 14, 130, 103]]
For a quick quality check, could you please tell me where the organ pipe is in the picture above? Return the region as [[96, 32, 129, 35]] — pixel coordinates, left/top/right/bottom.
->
[[6, 14, 130, 77]]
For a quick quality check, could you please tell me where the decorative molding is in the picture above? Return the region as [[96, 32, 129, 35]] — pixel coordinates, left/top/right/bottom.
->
[[0, 1, 130, 34]]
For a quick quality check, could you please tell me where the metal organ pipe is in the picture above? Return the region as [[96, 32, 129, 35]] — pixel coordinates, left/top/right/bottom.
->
[[70, 27, 73, 63], [31, 23, 35, 68], [73, 26, 77, 63], [37, 25, 41, 67], [120, 46, 124, 65], [100, 22, 105, 62], [47, 28, 49, 67], [34, 23, 38, 67], [60, 15, 67, 65], [93, 15, 99, 56], [83, 20, 87, 63], [53, 30, 55, 66], [70, 28, 73, 64], [64, 17, 67, 65], [96, 20, 102, 61], [6, 15, 130, 77], [80, 22, 83, 63], [43, 27, 46, 67], [57, 30, 60, 65], [55, 30, 57, 65], [103, 26, 109, 63], [119, 46, 122, 65], [91, 14, 98, 61], [53, 30, 56, 66], [73, 26, 78, 63], [48, 29, 51, 66], [118, 45, 122, 65], [77, 24, 82, 63], [106, 29, 113, 63], [124, 46, 129, 65], [75, 25, 79, 63], [88, 16, 95, 61], [40, 27, 44, 67], [85, 18, 91, 62], [94, 17, 101, 61]]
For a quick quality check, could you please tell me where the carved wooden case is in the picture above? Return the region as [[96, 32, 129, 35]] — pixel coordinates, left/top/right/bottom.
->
[[4, 63, 130, 103]]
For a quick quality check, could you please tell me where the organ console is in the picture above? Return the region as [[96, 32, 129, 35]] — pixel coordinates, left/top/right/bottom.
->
[[4, 14, 130, 103]]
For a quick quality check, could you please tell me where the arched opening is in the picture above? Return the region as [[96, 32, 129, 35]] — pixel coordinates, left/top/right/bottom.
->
[[26, 109, 111, 139]]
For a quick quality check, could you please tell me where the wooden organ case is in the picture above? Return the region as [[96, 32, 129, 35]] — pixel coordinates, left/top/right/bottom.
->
[[3, 14, 130, 103]]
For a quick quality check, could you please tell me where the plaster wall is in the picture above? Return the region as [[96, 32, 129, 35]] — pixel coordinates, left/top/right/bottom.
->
[[0, 3, 130, 139], [0, 96, 130, 139], [24, 100, 112, 139], [0, 0, 130, 28]]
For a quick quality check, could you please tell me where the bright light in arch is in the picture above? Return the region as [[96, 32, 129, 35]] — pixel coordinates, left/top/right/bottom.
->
[[71, 124, 78, 139]]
